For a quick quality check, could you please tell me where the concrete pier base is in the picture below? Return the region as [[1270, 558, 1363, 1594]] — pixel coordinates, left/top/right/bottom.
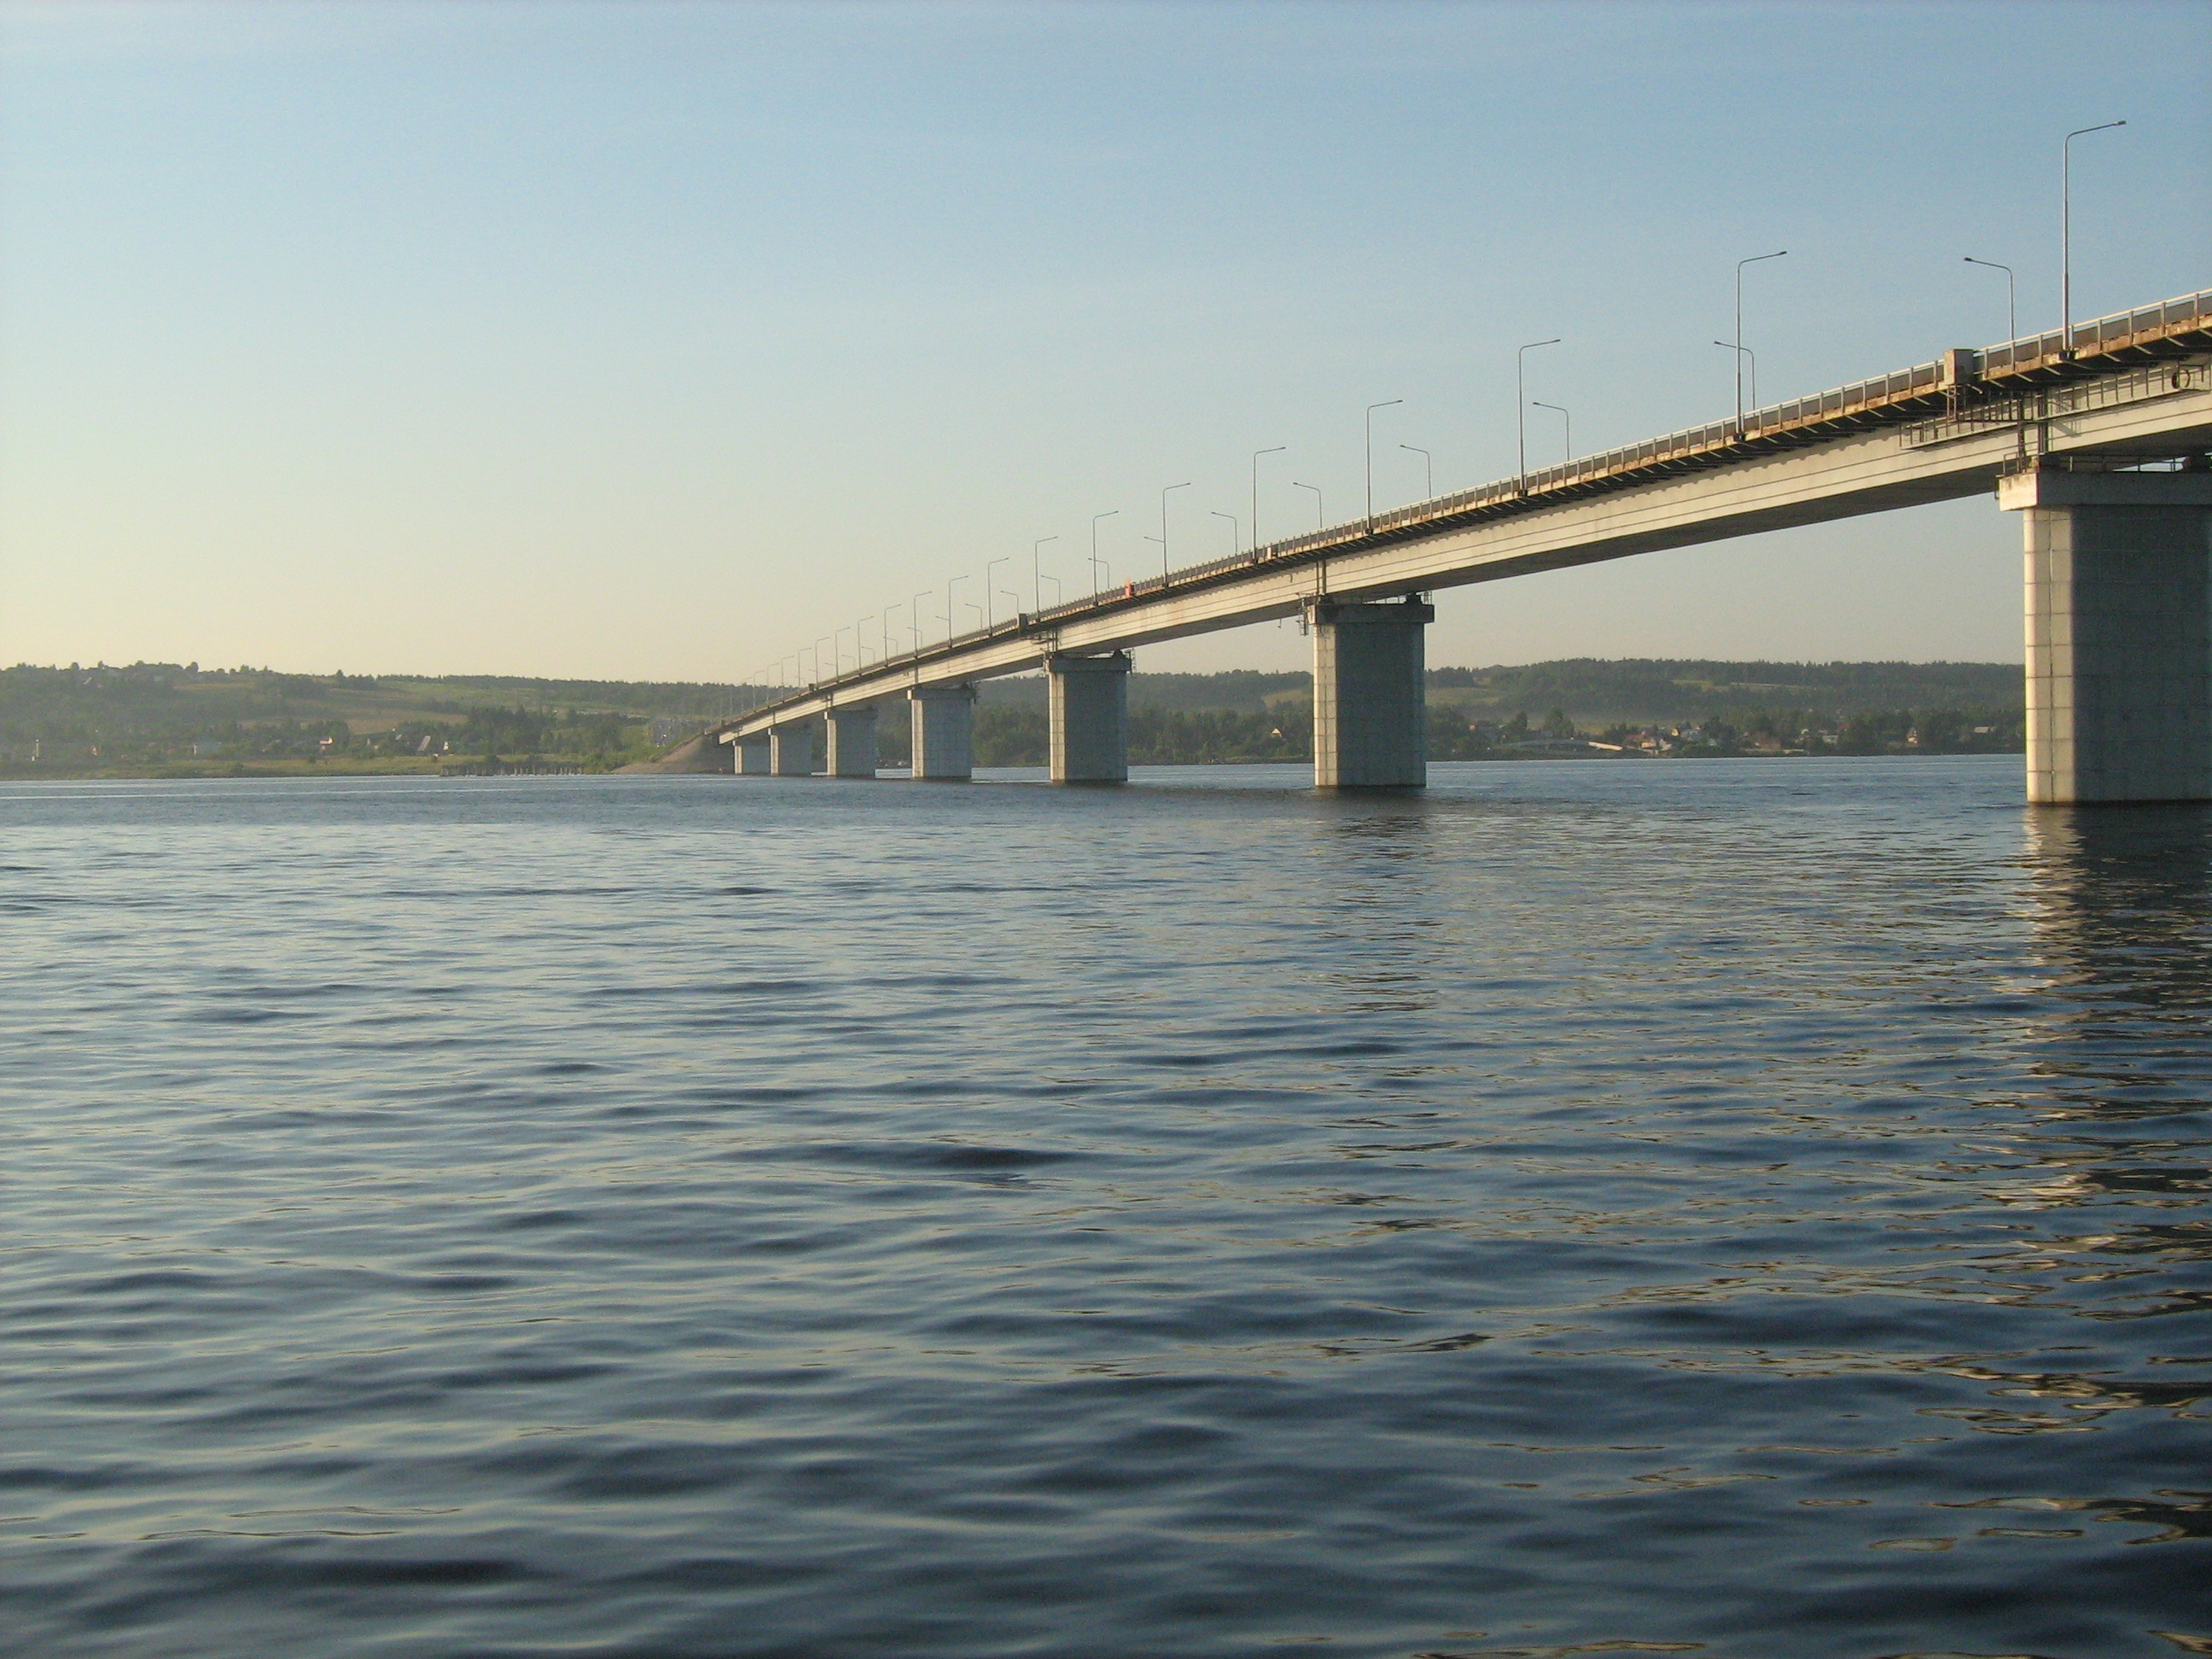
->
[[910, 684, 977, 780], [1048, 653, 1131, 783], [1312, 596, 1433, 789], [825, 705, 879, 778], [2000, 466, 2212, 804], [768, 724, 815, 777], [736, 736, 771, 776]]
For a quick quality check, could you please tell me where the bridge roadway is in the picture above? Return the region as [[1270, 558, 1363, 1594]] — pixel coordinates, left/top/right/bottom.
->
[[720, 288, 2212, 803]]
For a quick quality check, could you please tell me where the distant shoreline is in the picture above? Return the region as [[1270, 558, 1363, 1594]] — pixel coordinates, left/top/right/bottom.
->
[[2, 749, 2024, 783]]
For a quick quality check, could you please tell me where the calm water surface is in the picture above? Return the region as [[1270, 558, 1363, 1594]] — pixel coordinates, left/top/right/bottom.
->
[[3, 759, 2209, 1658]]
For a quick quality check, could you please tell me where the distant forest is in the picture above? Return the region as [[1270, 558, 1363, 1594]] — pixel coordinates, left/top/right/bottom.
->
[[1, 658, 2026, 776]]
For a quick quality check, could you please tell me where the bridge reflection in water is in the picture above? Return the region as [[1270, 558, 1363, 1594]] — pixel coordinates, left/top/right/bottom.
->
[[2024, 805, 2212, 1119]]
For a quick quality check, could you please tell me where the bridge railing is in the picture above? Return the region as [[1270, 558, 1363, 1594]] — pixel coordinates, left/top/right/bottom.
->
[[1979, 289, 2210, 375]]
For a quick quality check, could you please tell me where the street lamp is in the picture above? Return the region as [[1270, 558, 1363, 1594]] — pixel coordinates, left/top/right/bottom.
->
[[1160, 481, 1191, 583], [834, 625, 850, 675], [1032, 536, 1057, 613], [910, 591, 930, 653], [1530, 401, 1570, 463], [1714, 341, 1756, 412], [984, 557, 1009, 627], [1732, 251, 1785, 426], [2063, 120, 2125, 352], [1211, 509, 1239, 555], [1090, 510, 1118, 597], [943, 575, 967, 643], [1292, 480, 1323, 527], [1400, 442, 1432, 498], [1963, 255, 2017, 342], [1365, 399, 1402, 524], [1251, 446, 1284, 555], [1516, 340, 1559, 492]]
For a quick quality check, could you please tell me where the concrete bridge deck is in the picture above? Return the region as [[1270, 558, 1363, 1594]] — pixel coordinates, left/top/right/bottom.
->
[[718, 289, 2212, 803]]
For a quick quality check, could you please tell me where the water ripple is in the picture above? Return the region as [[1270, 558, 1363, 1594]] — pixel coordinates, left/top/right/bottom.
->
[[1, 762, 2207, 1657]]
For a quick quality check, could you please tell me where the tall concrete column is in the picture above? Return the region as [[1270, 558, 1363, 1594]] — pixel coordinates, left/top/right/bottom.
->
[[768, 723, 815, 777], [825, 705, 879, 778], [735, 736, 771, 776], [2000, 466, 2212, 804], [1312, 596, 1433, 789], [909, 684, 977, 780], [1048, 653, 1132, 783]]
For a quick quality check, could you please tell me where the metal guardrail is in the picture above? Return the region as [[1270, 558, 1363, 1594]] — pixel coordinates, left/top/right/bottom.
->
[[731, 286, 2211, 728]]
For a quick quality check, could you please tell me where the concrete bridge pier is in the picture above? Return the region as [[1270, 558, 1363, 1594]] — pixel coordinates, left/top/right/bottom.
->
[[2002, 465, 2212, 804], [1049, 653, 1132, 783], [910, 684, 978, 780], [825, 705, 879, 778], [768, 724, 815, 777], [1311, 596, 1434, 789], [736, 735, 771, 776]]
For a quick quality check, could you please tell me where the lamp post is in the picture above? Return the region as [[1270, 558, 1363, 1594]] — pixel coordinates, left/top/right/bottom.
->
[[1160, 480, 1191, 583], [1714, 341, 1756, 413], [1365, 399, 1402, 524], [1251, 445, 1284, 555], [834, 626, 850, 675], [943, 575, 967, 643], [984, 557, 1009, 628], [1211, 510, 1240, 555], [1032, 536, 1057, 612], [1530, 401, 1570, 463], [910, 591, 929, 653], [1516, 339, 1559, 492], [1732, 251, 1785, 426], [883, 603, 902, 661], [1399, 442, 1432, 498], [1090, 510, 1118, 597], [1963, 256, 2017, 342], [2063, 120, 2126, 352], [1293, 480, 1323, 527]]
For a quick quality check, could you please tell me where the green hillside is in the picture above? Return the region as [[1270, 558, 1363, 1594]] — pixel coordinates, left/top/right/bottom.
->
[[2, 658, 2025, 777]]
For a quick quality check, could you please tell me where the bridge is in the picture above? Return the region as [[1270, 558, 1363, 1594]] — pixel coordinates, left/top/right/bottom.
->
[[715, 288, 2212, 804]]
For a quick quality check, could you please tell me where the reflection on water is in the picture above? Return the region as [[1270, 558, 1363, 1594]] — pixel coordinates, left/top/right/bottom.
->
[[1, 760, 2208, 1659], [2028, 806, 2212, 1111]]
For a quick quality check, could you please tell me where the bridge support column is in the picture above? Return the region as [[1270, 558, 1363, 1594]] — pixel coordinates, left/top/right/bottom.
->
[[2002, 466, 2212, 804], [1048, 653, 1131, 783], [735, 736, 771, 776], [909, 684, 977, 780], [768, 724, 814, 777], [1311, 596, 1433, 789], [825, 705, 879, 778]]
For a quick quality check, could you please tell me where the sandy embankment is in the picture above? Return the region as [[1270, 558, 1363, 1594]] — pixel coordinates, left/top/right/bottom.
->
[[615, 733, 734, 774]]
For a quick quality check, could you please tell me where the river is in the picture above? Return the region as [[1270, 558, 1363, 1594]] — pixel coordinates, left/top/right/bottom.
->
[[4, 759, 2207, 1657]]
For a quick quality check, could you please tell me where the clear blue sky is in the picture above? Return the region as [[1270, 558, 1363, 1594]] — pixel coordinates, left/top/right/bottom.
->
[[3, 0, 2206, 680]]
